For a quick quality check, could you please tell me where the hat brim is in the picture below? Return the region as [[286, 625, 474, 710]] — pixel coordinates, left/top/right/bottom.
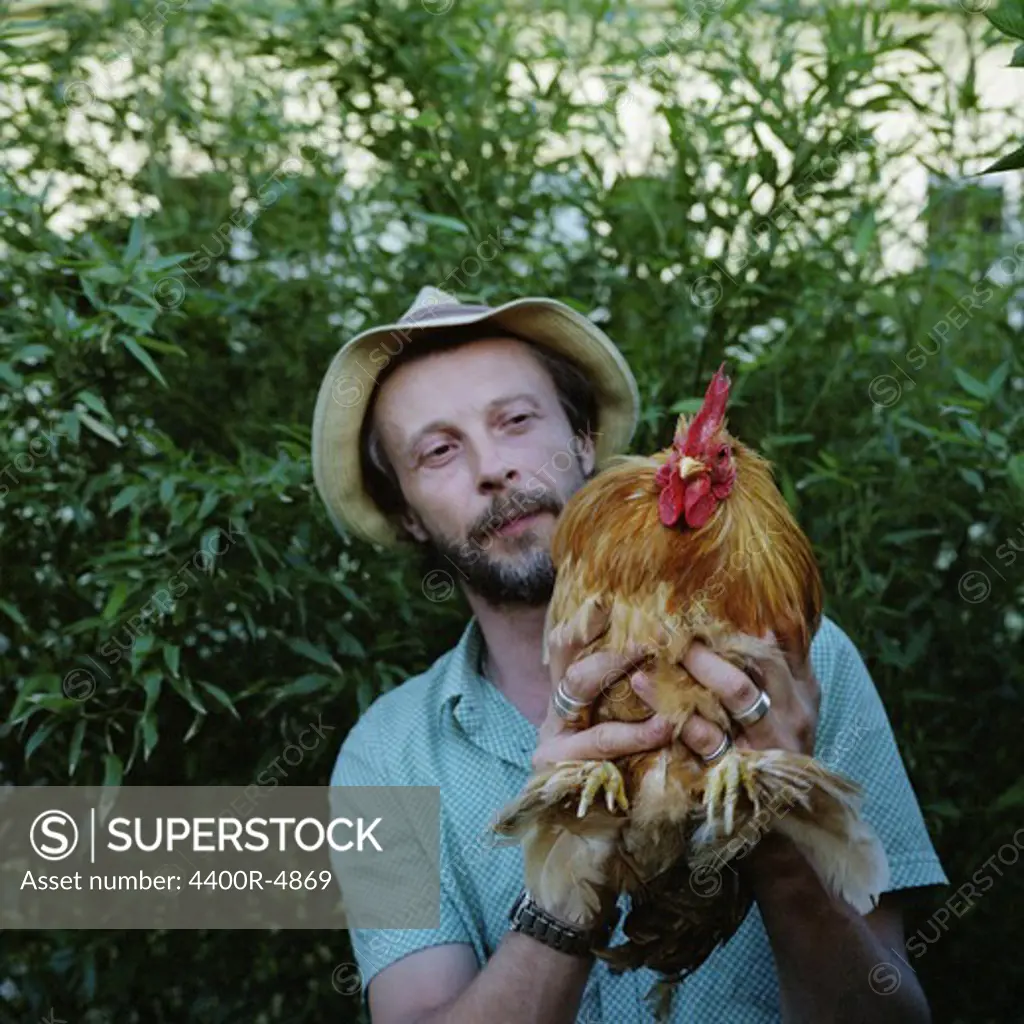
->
[[312, 296, 640, 547]]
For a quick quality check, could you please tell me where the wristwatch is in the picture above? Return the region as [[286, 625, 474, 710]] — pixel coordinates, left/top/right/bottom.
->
[[508, 888, 619, 958]]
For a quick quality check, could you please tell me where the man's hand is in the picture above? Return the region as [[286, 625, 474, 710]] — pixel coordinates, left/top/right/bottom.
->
[[532, 601, 674, 771], [631, 630, 821, 760]]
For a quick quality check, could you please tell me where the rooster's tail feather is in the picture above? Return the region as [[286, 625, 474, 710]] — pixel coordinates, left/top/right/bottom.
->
[[690, 748, 889, 915]]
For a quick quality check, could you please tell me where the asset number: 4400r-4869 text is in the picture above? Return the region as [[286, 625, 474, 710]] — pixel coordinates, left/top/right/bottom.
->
[[189, 869, 334, 890]]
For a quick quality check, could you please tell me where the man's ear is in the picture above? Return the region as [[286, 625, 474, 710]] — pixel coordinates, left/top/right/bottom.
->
[[400, 507, 429, 543], [579, 432, 597, 477]]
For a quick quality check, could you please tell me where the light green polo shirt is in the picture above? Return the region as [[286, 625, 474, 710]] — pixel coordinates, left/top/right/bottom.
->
[[330, 615, 947, 1023]]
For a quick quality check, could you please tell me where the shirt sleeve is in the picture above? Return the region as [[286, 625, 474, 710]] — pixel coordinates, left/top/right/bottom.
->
[[811, 617, 948, 894], [329, 713, 478, 996]]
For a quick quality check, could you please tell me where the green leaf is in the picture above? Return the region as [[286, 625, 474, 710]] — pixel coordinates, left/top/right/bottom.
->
[[1008, 453, 1024, 493], [197, 490, 220, 521], [159, 476, 176, 505], [49, 293, 70, 341], [77, 389, 113, 421], [131, 633, 155, 664], [0, 599, 28, 630], [958, 417, 983, 442], [198, 527, 221, 573], [80, 273, 104, 310], [882, 528, 943, 544], [0, 361, 23, 388], [953, 367, 990, 400], [148, 252, 194, 271], [122, 337, 168, 386], [925, 799, 962, 821], [184, 711, 205, 743], [140, 711, 158, 760], [133, 336, 186, 356], [986, 361, 1010, 395], [8, 674, 59, 725], [25, 719, 60, 762], [169, 675, 205, 716], [993, 777, 1024, 812], [408, 210, 469, 234], [982, 144, 1024, 174], [164, 643, 181, 677], [986, 4, 1024, 41], [1012, 42, 1024, 67], [125, 285, 165, 311], [170, 675, 206, 714], [958, 468, 985, 493], [111, 304, 158, 333], [285, 637, 341, 672], [84, 265, 125, 285], [198, 680, 240, 718], [102, 581, 130, 621], [69, 719, 86, 777], [669, 397, 705, 415], [15, 343, 51, 363], [762, 433, 815, 448], [110, 485, 141, 515], [79, 411, 122, 446], [142, 671, 162, 711], [336, 631, 367, 659], [273, 674, 335, 698], [124, 217, 145, 265], [99, 754, 124, 821], [411, 109, 441, 129], [852, 210, 875, 257]]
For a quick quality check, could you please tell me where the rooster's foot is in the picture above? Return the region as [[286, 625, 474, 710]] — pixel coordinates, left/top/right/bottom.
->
[[554, 760, 629, 818], [703, 749, 759, 837]]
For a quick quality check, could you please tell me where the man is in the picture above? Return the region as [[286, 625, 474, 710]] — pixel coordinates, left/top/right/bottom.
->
[[313, 287, 946, 1023]]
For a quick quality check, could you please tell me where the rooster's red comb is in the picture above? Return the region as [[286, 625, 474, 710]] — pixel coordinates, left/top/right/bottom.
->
[[681, 364, 731, 456]]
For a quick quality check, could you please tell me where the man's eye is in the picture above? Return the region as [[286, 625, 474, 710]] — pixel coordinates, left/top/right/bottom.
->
[[507, 413, 534, 427], [424, 443, 453, 462]]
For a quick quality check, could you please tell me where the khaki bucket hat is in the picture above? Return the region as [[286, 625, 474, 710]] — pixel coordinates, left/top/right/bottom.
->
[[311, 286, 640, 547]]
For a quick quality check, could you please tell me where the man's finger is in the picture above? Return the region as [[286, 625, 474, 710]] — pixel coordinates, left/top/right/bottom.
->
[[631, 650, 753, 756], [677, 714, 728, 760], [556, 715, 674, 762], [744, 644, 801, 705], [683, 642, 762, 716], [628, 670, 659, 712], [547, 599, 610, 681], [561, 645, 651, 704]]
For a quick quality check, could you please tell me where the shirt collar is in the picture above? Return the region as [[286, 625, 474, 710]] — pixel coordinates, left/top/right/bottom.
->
[[437, 617, 536, 771], [435, 617, 484, 726]]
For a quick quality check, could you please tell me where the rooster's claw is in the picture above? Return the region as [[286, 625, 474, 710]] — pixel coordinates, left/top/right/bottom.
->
[[577, 760, 629, 818]]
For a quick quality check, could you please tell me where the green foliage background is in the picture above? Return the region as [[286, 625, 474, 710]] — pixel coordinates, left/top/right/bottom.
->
[[1, 0, 1022, 1021]]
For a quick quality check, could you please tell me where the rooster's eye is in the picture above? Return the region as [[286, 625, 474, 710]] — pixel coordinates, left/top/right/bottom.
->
[[717, 445, 731, 461]]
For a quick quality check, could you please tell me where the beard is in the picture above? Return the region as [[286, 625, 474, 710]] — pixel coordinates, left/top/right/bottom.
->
[[420, 486, 568, 608]]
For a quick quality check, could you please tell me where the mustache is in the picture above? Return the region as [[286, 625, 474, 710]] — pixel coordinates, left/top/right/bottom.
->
[[468, 488, 564, 544]]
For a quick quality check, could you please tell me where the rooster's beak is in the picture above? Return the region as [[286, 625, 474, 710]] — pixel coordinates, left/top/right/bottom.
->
[[676, 456, 705, 480]]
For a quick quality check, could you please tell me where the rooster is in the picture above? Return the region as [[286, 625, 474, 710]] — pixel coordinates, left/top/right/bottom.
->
[[494, 365, 888, 1007]]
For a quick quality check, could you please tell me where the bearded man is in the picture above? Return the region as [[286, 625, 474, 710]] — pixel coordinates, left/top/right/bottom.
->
[[314, 287, 945, 1024]]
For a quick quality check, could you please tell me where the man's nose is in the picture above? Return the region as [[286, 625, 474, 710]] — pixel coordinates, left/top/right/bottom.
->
[[474, 440, 520, 494]]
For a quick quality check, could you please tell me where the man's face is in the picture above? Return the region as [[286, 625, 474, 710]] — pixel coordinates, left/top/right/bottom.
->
[[373, 336, 596, 606]]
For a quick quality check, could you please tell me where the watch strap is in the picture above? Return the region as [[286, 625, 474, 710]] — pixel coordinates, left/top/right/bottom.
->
[[508, 889, 618, 958]]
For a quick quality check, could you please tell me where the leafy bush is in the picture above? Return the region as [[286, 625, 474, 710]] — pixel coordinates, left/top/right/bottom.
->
[[1, 1, 1021, 1021], [984, 0, 1024, 171]]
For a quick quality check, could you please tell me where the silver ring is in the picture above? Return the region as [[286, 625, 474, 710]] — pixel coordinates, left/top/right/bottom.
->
[[553, 679, 589, 724], [700, 734, 732, 765], [732, 689, 771, 728]]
